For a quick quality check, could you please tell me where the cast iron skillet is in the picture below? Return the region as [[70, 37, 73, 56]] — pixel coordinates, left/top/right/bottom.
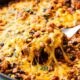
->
[[0, 0, 16, 80], [0, 0, 12, 4], [0, 73, 15, 80]]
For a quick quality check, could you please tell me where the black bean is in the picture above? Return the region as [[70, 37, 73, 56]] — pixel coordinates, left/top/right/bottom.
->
[[17, 70, 25, 74], [7, 63, 12, 69], [55, 47, 63, 59], [44, 14, 50, 19], [46, 38, 52, 44], [70, 55, 76, 61], [43, 14, 50, 21], [0, 59, 2, 64], [64, 46, 74, 52], [39, 48, 48, 64], [29, 30, 35, 35], [15, 74, 22, 80], [43, 8, 47, 12], [0, 59, 2, 62], [62, 36, 68, 45], [32, 56, 38, 65], [54, 1, 58, 4], [0, 42, 4, 47], [10, 63, 17, 68], [27, 10, 33, 14], [24, 8, 34, 14], [65, 0, 71, 7], [50, 6, 54, 9], [72, 41, 78, 45], [21, 47, 30, 56]]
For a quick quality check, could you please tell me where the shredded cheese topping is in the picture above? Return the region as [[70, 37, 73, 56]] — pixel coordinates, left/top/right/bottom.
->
[[0, 0, 80, 80]]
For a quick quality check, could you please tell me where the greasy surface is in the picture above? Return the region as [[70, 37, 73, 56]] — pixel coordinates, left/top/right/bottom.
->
[[0, 0, 80, 80]]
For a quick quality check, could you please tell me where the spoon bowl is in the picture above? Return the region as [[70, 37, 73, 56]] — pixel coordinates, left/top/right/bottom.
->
[[61, 25, 80, 38]]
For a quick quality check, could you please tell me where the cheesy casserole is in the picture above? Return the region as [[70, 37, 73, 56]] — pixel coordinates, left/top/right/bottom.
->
[[0, 0, 80, 80]]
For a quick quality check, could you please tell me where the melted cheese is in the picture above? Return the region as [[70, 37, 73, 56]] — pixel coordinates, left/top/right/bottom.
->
[[0, 0, 80, 80]]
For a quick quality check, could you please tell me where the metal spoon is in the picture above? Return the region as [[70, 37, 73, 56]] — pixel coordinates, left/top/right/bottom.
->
[[61, 25, 80, 38]]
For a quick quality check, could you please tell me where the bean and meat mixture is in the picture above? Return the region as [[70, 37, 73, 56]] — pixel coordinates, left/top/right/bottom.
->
[[0, 0, 80, 80]]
